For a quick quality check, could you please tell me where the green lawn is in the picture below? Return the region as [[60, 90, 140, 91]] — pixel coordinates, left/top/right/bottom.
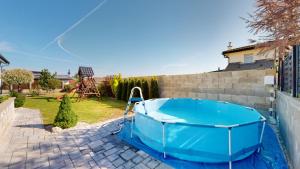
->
[[24, 95, 127, 125]]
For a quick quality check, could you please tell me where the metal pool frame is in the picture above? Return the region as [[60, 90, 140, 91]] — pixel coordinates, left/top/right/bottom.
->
[[130, 100, 266, 169]]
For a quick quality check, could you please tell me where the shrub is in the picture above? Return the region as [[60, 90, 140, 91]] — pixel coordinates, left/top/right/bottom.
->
[[10, 91, 26, 107], [97, 82, 113, 97], [29, 89, 40, 96], [0, 95, 9, 103], [116, 81, 123, 100], [122, 80, 128, 101], [48, 78, 61, 90], [110, 74, 122, 97], [150, 78, 159, 98], [141, 80, 149, 100], [61, 84, 72, 92], [54, 95, 78, 129]]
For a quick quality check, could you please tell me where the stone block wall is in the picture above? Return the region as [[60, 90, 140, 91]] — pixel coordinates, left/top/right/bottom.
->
[[0, 98, 15, 152], [158, 69, 275, 109], [276, 91, 300, 168]]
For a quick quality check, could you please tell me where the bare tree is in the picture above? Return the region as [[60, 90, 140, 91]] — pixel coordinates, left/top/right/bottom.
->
[[245, 0, 300, 57]]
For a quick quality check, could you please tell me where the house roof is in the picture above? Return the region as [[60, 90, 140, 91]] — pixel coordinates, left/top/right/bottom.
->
[[222, 44, 256, 56], [0, 53, 10, 64], [223, 59, 274, 71], [78, 66, 94, 77], [32, 71, 72, 80]]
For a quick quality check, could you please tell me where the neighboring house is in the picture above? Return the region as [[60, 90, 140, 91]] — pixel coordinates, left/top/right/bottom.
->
[[222, 42, 276, 71], [31, 71, 73, 89], [0, 54, 10, 94]]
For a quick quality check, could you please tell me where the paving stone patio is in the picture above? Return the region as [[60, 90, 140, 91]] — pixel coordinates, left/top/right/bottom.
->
[[0, 108, 173, 169]]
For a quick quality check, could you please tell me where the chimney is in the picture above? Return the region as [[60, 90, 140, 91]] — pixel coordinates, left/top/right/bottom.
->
[[227, 42, 233, 50]]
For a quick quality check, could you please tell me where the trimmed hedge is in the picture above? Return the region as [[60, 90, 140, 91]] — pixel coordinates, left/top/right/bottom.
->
[[54, 95, 78, 129], [116, 77, 159, 101]]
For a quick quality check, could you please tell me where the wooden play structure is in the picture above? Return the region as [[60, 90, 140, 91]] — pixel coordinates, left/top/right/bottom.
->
[[76, 66, 101, 101], [56, 66, 101, 101]]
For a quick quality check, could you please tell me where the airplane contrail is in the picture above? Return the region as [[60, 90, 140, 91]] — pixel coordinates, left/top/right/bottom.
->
[[57, 37, 84, 60], [40, 0, 107, 51]]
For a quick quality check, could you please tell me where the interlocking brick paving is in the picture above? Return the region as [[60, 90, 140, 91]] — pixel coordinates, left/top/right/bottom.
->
[[0, 108, 173, 169]]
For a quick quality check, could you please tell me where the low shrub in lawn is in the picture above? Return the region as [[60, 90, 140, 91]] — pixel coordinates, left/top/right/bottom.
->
[[54, 95, 78, 129], [29, 89, 40, 96], [10, 91, 26, 107]]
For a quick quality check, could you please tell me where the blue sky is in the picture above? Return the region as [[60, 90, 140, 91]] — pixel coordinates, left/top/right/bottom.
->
[[0, 0, 256, 76]]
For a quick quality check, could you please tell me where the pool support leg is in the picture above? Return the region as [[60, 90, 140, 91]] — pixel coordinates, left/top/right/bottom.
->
[[257, 121, 266, 153], [228, 127, 232, 169], [162, 122, 166, 158], [130, 115, 134, 138]]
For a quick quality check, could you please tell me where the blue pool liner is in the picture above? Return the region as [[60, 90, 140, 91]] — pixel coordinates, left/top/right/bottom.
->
[[118, 122, 288, 169]]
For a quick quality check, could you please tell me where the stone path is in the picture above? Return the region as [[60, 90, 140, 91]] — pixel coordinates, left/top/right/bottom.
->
[[0, 108, 173, 169]]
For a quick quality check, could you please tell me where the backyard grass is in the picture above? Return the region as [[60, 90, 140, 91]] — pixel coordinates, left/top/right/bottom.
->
[[24, 94, 127, 125]]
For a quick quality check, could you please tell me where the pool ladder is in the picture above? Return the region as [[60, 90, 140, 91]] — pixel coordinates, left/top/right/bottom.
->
[[112, 87, 146, 135]]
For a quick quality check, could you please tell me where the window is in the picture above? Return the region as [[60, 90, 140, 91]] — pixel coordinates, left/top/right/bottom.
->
[[244, 54, 254, 63]]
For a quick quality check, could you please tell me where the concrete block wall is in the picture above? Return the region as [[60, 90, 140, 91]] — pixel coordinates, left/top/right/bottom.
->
[[158, 69, 275, 109], [0, 98, 15, 152], [276, 91, 300, 168]]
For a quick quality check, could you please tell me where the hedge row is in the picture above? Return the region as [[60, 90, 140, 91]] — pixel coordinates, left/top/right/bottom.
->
[[116, 77, 159, 101]]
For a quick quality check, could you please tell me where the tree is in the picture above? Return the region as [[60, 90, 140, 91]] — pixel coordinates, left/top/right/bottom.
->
[[54, 95, 78, 129], [2, 69, 33, 92], [48, 78, 61, 90], [122, 80, 128, 101], [244, 0, 300, 57], [116, 80, 123, 100], [141, 79, 149, 100], [39, 69, 58, 92], [110, 73, 122, 97], [133, 79, 142, 97], [150, 77, 159, 98], [127, 79, 134, 100]]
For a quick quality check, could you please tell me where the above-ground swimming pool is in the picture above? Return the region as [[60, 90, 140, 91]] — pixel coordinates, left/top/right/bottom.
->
[[132, 98, 266, 164]]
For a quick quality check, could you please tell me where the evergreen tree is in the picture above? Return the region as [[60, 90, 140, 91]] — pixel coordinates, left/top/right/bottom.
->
[[133, 79, 142, 97], [54, 95, 78, 129], [141, 79, 149, 100], [122, 80, 128, 101], [150, 78, 159, 98], [127, 79, 135, 100], [116, 80, 123, 100]]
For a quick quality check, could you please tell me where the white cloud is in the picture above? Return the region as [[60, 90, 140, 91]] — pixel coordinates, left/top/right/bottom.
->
[[0, 41, 14, 52]]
